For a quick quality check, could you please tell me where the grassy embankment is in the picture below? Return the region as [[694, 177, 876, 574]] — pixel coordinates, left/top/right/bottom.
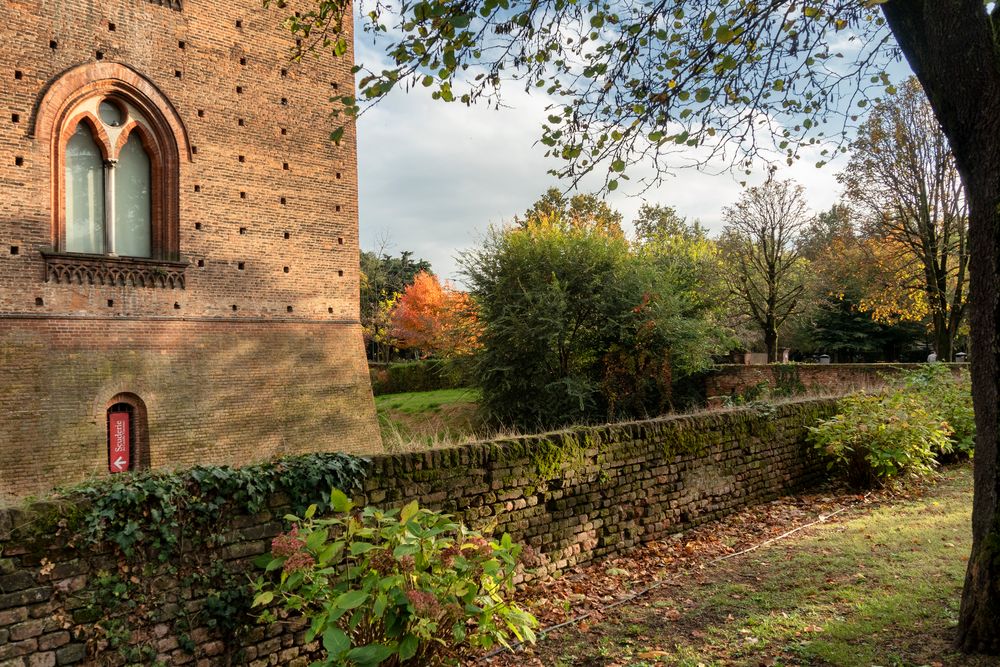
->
[[506, 465, 982, 667], [374, 388, 483, 450]]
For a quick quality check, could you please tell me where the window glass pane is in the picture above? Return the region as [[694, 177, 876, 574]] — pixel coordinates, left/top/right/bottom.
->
[[115, 132, 152, 258], [98, 100, 124, 127], [65, 123, 105, 254]]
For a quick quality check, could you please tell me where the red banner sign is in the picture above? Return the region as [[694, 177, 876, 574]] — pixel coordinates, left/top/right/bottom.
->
[[108, 412, 130, 473]]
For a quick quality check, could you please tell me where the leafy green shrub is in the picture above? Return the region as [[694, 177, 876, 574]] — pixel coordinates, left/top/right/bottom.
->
[[809, 391, 953, 488], [461, 216, 730, 430], [370, 360, 469, 395], [810, 365, 975, 488], [253, 491, 537, 666], [900, 365, 975, 456]]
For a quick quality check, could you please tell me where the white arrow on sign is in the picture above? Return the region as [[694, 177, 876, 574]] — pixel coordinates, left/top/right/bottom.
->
[[112, 456, 127, 471]]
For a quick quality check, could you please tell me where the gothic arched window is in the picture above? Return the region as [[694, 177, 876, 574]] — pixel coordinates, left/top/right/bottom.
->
[[34, 63, 191, 287], [60, 96, 161, 258]]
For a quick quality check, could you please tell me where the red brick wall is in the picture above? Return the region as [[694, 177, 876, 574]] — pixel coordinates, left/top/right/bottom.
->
[[703, 363, 966, 404], [0, 399, 834, 665], [0, 318, 379, 498], [0, 0, 379, 497]]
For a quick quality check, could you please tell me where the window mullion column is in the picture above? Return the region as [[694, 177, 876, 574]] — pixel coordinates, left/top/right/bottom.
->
[[103, 158, 118, 255]]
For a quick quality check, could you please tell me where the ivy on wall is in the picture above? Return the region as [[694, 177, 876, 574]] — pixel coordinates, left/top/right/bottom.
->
[[5, 452, 369, 662]]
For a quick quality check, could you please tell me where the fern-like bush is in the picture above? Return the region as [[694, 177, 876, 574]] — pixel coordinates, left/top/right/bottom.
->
[[809, 391, 953, 488], [253, 491, 537, 666]]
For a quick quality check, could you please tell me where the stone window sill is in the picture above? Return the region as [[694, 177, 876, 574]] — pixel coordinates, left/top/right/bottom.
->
[[42, 251, 188, 289]]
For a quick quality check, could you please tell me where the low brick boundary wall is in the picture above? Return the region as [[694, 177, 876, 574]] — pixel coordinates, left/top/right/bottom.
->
[[0, 398, 838, 665], [704, 363, 966, 404], [363, 398, 837, 579]]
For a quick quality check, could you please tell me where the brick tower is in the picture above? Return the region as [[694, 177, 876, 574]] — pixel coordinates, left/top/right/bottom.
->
[[0, 0, 380, 497]]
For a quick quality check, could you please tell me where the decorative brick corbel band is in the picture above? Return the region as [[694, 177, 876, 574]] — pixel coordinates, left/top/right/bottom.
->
[[42, 251, 188, 289]]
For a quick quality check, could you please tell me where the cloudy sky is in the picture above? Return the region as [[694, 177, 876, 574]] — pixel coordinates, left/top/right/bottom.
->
[[354, 36, 911, 284]]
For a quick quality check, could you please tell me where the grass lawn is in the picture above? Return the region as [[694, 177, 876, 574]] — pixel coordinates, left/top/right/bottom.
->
[[491, 465, 987, 667], [374, 387, 482, 414], [375, 388, 483, 449]]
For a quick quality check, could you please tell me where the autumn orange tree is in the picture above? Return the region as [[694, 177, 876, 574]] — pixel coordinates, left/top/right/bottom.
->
[[389, 271, 481, 358], [360, 248, 432, 362], [856, 237, 939, 326]]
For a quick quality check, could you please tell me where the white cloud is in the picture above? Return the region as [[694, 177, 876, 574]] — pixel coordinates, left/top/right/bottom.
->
[[355, 39, 906, 285]]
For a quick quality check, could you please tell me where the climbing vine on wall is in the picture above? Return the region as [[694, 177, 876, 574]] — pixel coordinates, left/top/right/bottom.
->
[[12, 453, 368, 662], [772, 364, 807, 397]]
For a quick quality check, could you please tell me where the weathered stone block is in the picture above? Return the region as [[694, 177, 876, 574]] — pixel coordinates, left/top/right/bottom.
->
[[0, 641, 37, 662], [0, 588, 51, 611], [26, 652, 54, 667], [0, 607, 28, 627]]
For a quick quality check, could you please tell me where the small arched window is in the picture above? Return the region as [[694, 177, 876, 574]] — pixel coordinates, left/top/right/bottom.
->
[[61, 97, 157, 258]]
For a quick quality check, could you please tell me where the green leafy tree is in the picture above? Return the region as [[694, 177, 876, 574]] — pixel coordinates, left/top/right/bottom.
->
[[515, 188, 624, 238], [632, 204, 707, 246], [461, 217, 642, 428], [461, 212, 727, 429], [790, 291, 926, 362], [635, 212, 732, 372], [276, 0, 1000, 650]]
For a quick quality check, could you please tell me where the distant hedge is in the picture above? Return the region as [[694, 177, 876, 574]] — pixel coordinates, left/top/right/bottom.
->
[[369, 359, 469, 395]]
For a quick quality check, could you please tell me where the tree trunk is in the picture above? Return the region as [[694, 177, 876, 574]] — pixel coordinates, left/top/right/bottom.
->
[[956, 178, 1000, 653], [764, 319, 778, 363], [881, 1, 1000, 652], [935, 319, 953, 362]]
